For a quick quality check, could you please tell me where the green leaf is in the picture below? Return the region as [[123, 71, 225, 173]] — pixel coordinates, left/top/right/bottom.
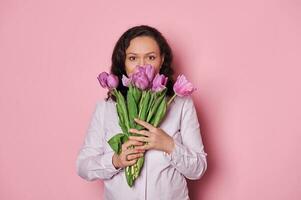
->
[[146, 93, 164, 123], [127, 86, 138, 130], [139, 90, 151, 121], [132, 86, 142, 104], [146, 92, 156, 115], [152, 97, 167, 127], [136, 91, 145, 130], [125, 166, 134, 187], [121, 134, 129, 144], [107, 133, 126, 154], [146, 88, 167, 123], [138, 91, 146, 115], [136, 156, 144, 177], [115, 90, 130, 134], [116, 103, 127, 134]]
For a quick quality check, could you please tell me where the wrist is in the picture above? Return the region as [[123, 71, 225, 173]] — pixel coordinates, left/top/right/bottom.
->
[[165, 137, 175, 154], [112, 153, 121, 169]]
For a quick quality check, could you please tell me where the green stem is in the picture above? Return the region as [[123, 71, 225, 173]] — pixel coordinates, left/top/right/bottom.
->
[[138, 91, 145, 118], [167, 94, 176, 106], [112, 88, 117, 96]]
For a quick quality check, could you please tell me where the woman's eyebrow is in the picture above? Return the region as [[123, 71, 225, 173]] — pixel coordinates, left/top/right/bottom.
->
[[127, 51, 156, 55]]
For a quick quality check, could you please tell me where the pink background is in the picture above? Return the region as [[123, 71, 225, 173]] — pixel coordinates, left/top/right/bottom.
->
[[0, 0, 300, 199]]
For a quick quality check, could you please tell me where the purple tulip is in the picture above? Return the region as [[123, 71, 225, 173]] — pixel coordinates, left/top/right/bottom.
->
[[122, 74, 132, 87], [97, 72, 119, 90], [132, 71, 150, 90], [134, 65, 144, 73], [134, 64, 155, 82], [107, 74, 119, 89], [173, 75, 197, 97], [144, 64, 156, 82], [97, 72, 109, 88], [151, 73, 168, 92]]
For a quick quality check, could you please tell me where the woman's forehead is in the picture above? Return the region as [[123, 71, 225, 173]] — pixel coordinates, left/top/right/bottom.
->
[[126, 36, 160, 55]]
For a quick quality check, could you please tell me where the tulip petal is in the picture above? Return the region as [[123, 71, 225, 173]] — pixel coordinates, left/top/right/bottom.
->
[[97, 72, 109, 88]]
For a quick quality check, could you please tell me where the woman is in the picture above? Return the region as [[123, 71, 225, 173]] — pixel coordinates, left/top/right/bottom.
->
[[76, 25, 208, 200]]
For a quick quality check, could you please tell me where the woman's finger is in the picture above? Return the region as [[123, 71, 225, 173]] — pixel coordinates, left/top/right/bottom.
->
[[126, 152, 144, 161], [126, 147, 145, 155], [129, 129, 151, 137], [127, 159, 138, 165], [122, 140, 144, 151], [128, 135, 149, 143], [134, 118, 155, 131]]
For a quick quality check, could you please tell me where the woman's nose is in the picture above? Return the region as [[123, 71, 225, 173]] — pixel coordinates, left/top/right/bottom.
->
[[138, 58, 147, 66]]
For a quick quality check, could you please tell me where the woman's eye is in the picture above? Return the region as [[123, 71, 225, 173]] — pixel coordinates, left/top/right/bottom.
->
[[148, 56, 156, 60], [129, 56, 136, 61]]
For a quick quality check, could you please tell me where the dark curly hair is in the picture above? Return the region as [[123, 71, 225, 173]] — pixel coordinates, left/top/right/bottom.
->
[[105, 25, 175, 102]]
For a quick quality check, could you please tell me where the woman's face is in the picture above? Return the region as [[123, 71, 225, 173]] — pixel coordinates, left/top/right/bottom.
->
[[125, 36, 164, 76]]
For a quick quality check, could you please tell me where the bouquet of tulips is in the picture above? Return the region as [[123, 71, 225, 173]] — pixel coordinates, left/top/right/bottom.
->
[[97, 64, 196, 187]]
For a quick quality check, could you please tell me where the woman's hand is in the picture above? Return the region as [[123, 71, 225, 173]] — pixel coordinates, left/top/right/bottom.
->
[[112, 140, 145, 169], [129, 118, 175, 154]]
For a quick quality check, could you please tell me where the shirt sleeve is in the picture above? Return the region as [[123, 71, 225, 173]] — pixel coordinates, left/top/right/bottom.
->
[[76, 100, 122, 181], [163, 96, 208, 180]]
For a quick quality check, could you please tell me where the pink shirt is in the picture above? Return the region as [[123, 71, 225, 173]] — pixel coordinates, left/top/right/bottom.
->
[[76, 96, 208, 200]]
